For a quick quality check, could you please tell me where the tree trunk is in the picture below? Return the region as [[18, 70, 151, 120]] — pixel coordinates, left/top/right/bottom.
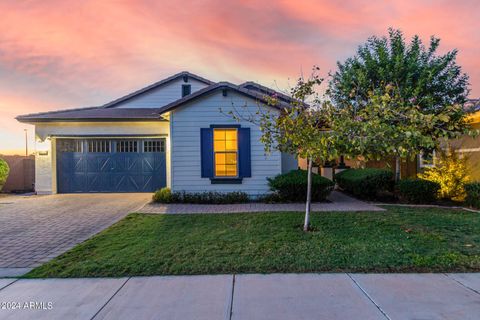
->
[[304, 157, 313, 232], [395, 156, 401, 183]]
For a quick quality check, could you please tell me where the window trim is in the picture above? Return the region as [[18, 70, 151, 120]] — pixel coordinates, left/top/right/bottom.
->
[[212, 127, 239, 178], [419, 150, 436, 168]]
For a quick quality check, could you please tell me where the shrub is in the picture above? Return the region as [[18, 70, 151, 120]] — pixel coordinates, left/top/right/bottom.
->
[[0, 158, 9, 192], [464, 182, 480, 209], [397, 179, 440, 204], [153, 188, 249, 204], [152, 187, 174, 203], [418, 149, 470, 201], [335, 168, 394, 200], [267, 169, 334, 202]]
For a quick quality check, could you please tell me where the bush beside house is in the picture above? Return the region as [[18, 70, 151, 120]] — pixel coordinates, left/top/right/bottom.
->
[[153, 188, 249, 204], [267, 170, 334, 202], [335, 168, 393, 200], [464, 183, 480, 209], [418, 150, 470, 201], [0, 158, 9, 192], [397, 179, 440, 204], [153, 170, 334, 204]]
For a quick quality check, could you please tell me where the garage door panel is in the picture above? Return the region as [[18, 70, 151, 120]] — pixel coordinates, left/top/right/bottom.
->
[[86, 155, 113, 173], [57, 139, 166, 193]]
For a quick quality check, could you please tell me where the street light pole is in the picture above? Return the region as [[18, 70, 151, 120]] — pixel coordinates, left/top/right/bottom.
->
[[24, 129, 28, 157]]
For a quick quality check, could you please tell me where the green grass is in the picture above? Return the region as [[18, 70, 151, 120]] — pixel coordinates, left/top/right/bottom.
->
[[26, 207, 480, 278]]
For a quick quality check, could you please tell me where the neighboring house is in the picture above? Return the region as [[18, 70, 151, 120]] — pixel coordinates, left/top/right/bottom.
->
[[17, 72, 298, 196], [450, 100, 480, 180]]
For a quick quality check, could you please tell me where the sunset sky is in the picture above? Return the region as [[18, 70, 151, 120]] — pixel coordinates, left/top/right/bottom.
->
[[1, 0, 479, 154]]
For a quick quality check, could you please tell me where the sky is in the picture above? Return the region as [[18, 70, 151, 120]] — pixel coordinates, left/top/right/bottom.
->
[[1, 0, 479, 155]]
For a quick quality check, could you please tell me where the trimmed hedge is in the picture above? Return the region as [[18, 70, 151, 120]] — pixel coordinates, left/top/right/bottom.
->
[[0, 158, 9, 192], [464, 182, 480, 209], [398, 179, 440, 204], [153, 187, 249, 204], [267, 169, 334, 202], [335, 168, 393, 200]]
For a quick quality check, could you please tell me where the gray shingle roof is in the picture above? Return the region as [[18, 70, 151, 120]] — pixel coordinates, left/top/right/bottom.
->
[[16, 72, 295, 123], [16, 108, 166, 122], [240, 81, 296, 104]]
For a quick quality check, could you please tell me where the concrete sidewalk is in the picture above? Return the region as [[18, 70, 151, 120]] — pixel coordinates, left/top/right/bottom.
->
[[0, 273, 479, 320]]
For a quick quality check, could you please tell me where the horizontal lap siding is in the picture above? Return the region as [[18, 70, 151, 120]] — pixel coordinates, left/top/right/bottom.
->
[[171, 92, 281, 196], [116, 79, 208, 108]]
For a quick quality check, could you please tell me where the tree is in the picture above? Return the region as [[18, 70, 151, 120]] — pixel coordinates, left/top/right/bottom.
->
[[228, 70, 338, 231], [330, 86, 472, 182], [329, 28, 471, 180], [0, 158, 9, 192]]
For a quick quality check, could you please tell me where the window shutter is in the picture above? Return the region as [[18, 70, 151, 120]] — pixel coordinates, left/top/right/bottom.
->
[[200, 128, 214, 178], [238, 127, 251, 178]]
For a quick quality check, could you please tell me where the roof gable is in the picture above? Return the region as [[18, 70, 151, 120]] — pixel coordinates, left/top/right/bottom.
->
[[156, 82, 291, 115], [103, 71, 214, 108]]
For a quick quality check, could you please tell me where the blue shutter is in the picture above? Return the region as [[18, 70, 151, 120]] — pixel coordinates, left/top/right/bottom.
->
[[238, 127, 251, 178], [200, 128, 214, 178]]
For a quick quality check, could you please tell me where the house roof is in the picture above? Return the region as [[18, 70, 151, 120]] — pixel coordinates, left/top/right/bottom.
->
[[102, 71, 214, 108], [465, 99, 480, 112], [16, 107, 166, 122], [155, 82, 292, 115], [239, 81, 296, 104], [16, 72, 294, 123]]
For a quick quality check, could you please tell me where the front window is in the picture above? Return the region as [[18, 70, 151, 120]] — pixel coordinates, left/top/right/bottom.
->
[[213, 128, 238, 177]]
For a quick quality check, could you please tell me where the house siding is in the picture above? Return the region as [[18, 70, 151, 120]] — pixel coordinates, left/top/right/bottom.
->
[[281, 153, 298, 173], [115, 78, 209, 108], [170, 91, 282, 196]]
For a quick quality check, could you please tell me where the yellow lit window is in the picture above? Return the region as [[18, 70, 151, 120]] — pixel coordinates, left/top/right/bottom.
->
[[213, 128, 238, 177]]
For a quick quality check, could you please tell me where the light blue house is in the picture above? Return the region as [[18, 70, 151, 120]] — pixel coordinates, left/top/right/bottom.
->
[[17, 72, 298, 196]]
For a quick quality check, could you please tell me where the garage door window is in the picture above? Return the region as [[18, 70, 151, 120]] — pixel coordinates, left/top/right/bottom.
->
[[144, 140, 165, 153], [88, 140, 111, 153], [57, 140, 83, 153], [117, 140, 138, 153]]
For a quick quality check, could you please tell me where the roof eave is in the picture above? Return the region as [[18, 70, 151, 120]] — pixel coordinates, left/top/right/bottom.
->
[[16, 117, 167, 123]]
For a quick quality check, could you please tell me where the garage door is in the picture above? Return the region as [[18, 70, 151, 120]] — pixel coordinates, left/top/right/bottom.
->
[[57, 138, 166, 193]]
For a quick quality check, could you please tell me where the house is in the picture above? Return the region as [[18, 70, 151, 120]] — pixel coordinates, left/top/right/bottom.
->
[[16, 72, 298, 196]]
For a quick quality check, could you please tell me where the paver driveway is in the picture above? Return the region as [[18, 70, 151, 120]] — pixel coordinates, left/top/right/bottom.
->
[[0, 193, 151, 271]]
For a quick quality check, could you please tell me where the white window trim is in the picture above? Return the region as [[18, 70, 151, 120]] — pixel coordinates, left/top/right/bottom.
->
[[419, 150, 436, 168]]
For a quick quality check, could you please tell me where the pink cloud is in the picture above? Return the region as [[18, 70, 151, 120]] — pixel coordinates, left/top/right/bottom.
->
[[0, 0, 478, 153]]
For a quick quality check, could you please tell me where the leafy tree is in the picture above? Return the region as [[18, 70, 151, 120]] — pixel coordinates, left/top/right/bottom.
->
[[329, 28, 471, 180], [330, 85, 472, 182], [228, 70, 338, 231], [0, 158, 9, 192]]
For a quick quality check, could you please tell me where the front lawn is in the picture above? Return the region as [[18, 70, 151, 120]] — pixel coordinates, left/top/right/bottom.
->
[[26, 207, 480, 278]]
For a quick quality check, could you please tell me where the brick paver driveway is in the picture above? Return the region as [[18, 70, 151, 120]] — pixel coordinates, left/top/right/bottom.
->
[[0, 193, 150, 269]]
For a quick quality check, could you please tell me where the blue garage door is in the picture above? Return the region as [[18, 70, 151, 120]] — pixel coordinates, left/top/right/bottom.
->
[[57, 139, 166, 193]]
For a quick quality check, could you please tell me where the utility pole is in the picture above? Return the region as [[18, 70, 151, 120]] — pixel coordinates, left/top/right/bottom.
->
[[24, 129, 28, 157]]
